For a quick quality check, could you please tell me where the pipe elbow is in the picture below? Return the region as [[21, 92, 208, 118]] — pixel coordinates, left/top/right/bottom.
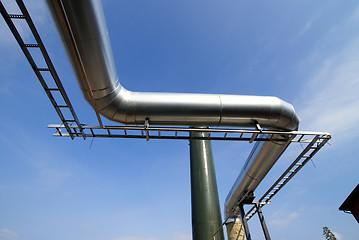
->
[[90, 86, 134, 124], [276, 98, 300, 131]]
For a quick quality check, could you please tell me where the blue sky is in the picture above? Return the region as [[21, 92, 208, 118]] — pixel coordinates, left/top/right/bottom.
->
[[1, 0, 359, 240]]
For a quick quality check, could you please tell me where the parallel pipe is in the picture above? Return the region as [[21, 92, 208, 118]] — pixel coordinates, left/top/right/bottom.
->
[[224, 134, 290, 218], [46, 0, 300, 222]]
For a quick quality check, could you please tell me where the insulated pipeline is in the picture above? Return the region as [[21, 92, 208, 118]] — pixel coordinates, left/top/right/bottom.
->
[[46, 0, 299, 130], [46, 0, 300, 220]]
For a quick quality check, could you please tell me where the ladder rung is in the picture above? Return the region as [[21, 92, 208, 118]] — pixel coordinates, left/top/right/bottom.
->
[[273, 188, 279, 190], [295, 163, 302, 166], [25, 44, 39, 48], [9, 14, 25, 19], [303, 155, 310, 158], [37, 68, 50, 71], [3, 2, 86, 140], [289, 170, 296, 173]]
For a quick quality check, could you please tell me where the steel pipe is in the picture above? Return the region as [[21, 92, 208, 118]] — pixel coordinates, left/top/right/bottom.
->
[[46, 0, 300, 221], [46, 0, 299, 130]]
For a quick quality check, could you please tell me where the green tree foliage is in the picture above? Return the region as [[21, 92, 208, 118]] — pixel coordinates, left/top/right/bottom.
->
[[323, 227, 337, 240]]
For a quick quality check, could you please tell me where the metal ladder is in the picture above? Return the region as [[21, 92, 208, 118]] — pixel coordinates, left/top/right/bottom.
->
[[0, 0, 85, 139], [245, 134, 331, 220]]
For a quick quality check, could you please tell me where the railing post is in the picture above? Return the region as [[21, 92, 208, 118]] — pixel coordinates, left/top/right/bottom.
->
[[254, 201, 271, 240], [239, 204, 252, 240]]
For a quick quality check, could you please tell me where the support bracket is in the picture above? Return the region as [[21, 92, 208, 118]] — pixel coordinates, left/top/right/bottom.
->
[[145, 118, 150, 141]]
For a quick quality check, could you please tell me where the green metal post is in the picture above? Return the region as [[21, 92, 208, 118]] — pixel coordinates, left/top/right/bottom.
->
[[189, 131, 224, 240]]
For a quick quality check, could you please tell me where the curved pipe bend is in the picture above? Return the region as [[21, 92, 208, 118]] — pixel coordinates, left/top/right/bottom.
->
[[47, 0, 299, 130], [47, 0, 300, 219]]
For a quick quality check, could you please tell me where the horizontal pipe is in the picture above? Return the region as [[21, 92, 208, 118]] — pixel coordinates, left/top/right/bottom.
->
[[46, 0, 300, 220], [46, 0, 299, 130]]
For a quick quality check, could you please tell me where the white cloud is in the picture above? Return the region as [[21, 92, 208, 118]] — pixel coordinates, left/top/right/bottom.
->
[[297, 7, 359, 145], [268, 208, 300, 230], [297, 21, 312, 38], [293, 10, 322, 42], [0, 229, 19, 240], [299, 42, 359, 137], [333, 231, 344, 240]]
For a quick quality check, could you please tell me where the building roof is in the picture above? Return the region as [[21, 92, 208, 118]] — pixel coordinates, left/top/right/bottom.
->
[[339, 184, 359, 211]]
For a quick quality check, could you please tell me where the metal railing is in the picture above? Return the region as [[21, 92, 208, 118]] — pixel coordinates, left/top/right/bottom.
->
[[48, 123, 329, 143], [245, 133, 331, 220]]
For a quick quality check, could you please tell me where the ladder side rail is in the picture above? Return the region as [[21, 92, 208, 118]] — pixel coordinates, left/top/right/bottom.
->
[[245, 135, 327, 220], [0, 1, 76, 139], [15, 0, 85, 139]]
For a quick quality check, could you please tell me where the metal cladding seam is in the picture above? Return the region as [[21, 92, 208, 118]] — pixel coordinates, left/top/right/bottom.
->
[[46, 0, 300, 219]]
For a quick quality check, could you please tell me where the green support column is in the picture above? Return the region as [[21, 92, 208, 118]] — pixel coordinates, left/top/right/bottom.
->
[[189, 131, 224, 240]]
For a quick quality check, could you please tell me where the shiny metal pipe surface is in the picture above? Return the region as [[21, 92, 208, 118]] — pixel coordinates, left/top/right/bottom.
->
[[224, 135, 289, 218], [46, 0, 300, 219], [46, 0, 299, 130]]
